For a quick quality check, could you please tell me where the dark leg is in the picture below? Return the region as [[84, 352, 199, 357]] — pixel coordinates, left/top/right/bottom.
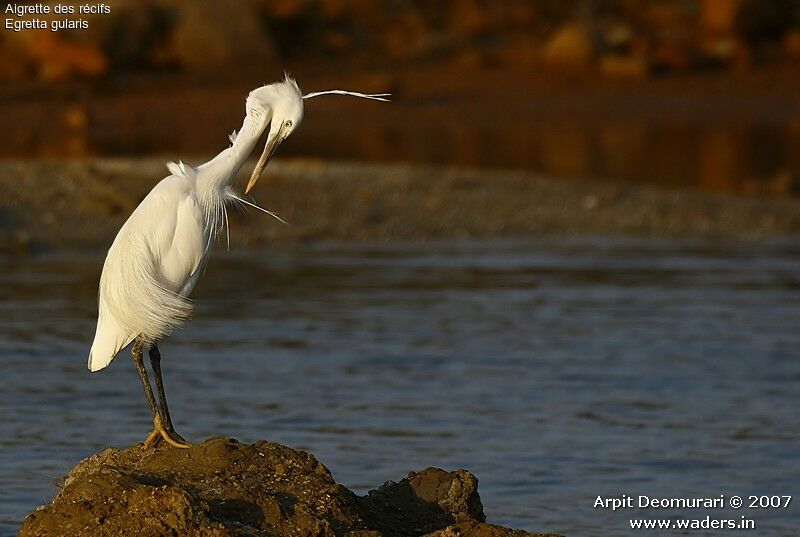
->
[[132, 339, 160, 420], [149, 343, 186, 442], [131, 338, 189, 449]]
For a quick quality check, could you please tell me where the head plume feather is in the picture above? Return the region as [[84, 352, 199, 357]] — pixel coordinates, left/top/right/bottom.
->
[[302, 89, 390, 102]]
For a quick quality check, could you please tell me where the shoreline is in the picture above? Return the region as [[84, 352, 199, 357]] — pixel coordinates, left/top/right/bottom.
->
[[1, 157, 799, 254]]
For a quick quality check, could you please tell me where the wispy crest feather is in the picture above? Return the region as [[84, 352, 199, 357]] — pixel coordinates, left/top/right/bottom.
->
[[303, 89, 391, 102]]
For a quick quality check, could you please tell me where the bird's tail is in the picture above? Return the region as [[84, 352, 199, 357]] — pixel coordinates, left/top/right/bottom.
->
[[88, 313, 133, 372]]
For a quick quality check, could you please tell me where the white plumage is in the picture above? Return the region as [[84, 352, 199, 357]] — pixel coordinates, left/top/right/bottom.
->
[[88, 171, 206, 371], [87, 75, 388, 448], [88, 77, 305, 371]]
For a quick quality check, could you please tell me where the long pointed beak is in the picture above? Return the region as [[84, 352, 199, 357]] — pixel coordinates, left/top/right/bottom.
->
[[245, 127, 284, 194]]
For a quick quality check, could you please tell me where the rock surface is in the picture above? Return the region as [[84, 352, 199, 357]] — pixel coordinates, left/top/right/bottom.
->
[[19, 437, 559, 537]]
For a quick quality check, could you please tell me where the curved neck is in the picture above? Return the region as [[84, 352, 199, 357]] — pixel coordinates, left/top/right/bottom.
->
[[196, 113, 267, 203]]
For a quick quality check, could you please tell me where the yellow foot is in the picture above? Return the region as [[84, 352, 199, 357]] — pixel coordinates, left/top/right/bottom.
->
[[142, 415, 190, 449]]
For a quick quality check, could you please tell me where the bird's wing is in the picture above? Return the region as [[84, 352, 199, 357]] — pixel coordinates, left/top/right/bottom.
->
[[146, 177, 209, 295], [92, 175, 208, 363]]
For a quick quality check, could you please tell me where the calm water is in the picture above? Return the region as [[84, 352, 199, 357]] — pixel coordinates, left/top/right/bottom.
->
[[1, 238, 799, 536]]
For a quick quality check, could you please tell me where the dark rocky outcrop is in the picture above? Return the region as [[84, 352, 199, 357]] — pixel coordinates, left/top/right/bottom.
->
[[19, 437, 560, 537]]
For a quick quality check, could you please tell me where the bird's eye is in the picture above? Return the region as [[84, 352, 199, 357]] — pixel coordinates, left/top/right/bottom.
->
[[284, 120, 293, 128]]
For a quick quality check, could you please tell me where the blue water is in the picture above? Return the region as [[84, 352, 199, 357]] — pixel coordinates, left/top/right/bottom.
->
[[1, 238, 799, 536]]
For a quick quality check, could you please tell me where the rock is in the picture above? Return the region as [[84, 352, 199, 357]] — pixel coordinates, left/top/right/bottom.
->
[[650, 40, 693, 72], [783, 29, 800, 58], [598, 53, 649, 79], [362, 467, 485, 535], [0, 36, 29, 80], [450, 0, 493, 35], [79, 0, 170, 70], [699, 0, 742, 34], [542, 23, 594, 71], [734, 0, 795, 63], [259, 0, 313, 20], [170, 0, 277, 70], [19, 437, 557, 537], [0, 228, 32, 256], [696, 0, 742, 64], [20, 34, 108, 82]]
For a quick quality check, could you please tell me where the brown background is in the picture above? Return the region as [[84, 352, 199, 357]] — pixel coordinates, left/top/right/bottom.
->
[[2, 0, 800, 195]]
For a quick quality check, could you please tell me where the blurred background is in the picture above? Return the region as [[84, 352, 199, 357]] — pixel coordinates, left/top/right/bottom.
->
[[2, 2, 800, 536], [2, 0, 800, 193]]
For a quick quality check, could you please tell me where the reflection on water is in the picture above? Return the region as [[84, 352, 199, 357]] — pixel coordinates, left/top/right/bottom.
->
[[1, 238, 799, 535]]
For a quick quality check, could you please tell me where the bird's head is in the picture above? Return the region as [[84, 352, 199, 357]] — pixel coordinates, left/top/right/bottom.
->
[[244, 75, 390, 194], [244, 76, 305, 194]]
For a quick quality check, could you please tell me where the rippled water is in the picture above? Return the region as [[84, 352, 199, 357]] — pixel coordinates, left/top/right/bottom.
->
[[1, 238, 799, 536]]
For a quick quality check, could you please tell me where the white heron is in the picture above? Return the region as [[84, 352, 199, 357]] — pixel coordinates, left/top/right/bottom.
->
[[88, 75, 388, 448]]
